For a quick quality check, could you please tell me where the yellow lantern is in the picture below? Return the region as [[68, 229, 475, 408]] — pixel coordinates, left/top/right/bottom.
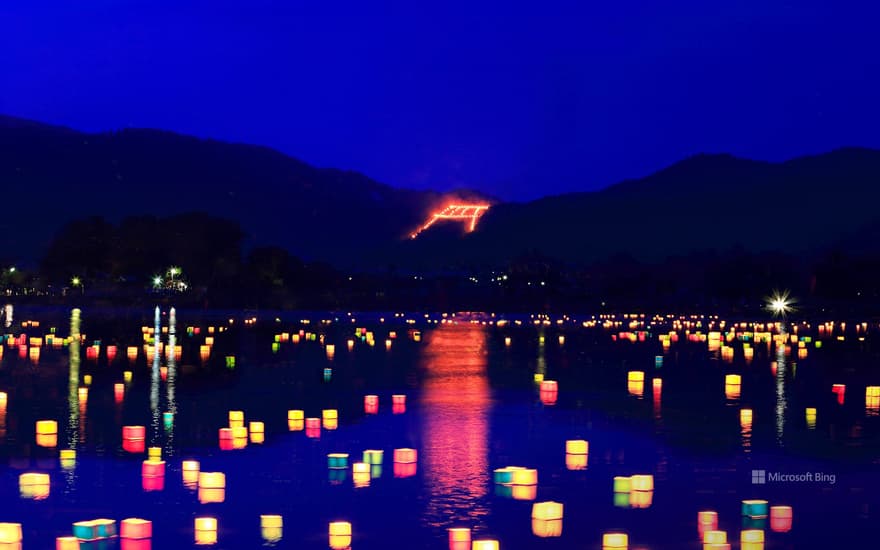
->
[[703, 530, 727, 544], [19, 472, 50, 500], [471, 541, 500, 550], [36, 420, 58, 435], [627, 371, 644, 382], [740, 409, 753, 426], [532, 501, 563, 520], [565, 440, 588, 454], [630, 474, 653, 491], [602, 532, 628, 548], [329, 521, 352, 549], [198, 472, 226, 489], [511, 468, 538, 485], [148, 447, 161, 461], [229, 410, 244, 428], [0, 523, 22, 544], [194, 517, 217, 545]]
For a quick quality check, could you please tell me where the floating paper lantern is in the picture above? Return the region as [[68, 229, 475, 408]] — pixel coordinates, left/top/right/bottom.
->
[[512, 484, 537, 500], [37, 420, 58, 435], [532, 501, 563, 520], [182, 460, 200, 486], [631, 474, 653, 491], [725, 374, 742, 386], [148, 447, 161, 461], [832, 384, 845, 405], [261, 515, 283, 543], [231, 426, 248, 439], [0, 524, 22, 544], [219, 428, 233, 441], [127, 346, 138, 361], [740, 409, 753, 426], [741, 529, 764, 548], [229, 410, 244, 428], [565, 453, 587, 470], [84, 374, 92, 385], [56, 536, 79, 549], [540, 380, 558, 392], [493, 467, 518, 485], [770, 505, 793, 533], [199, 472, 226, 489], [805, 408, 817, 429], [602, 532, 628, 548], [504, 337, 511, 346], [627, 371, 644, 383], [613, 476, 632, 493], [328, 453, 349, 469], [194, 518, 217, 545], [19, 472, 50, 500], [392, 394, 406, 405], [363, 449, 384, 465], [329, 522, 352, 549], [393, 448, 417, 463], [472, 541, 499, 550], [742, 500, 768, 518], [364, 395, 379, 414], [697, 511, 719, 536], [323, 409, 338, 427], [565, 440, 588, 454], [512, 468, 538, 485], [703, 530, 727, 544], [448, 528, 471, 550], [115, 383, 125, 402], [121, 518, 152, 539], [60, 449, 76, 460]]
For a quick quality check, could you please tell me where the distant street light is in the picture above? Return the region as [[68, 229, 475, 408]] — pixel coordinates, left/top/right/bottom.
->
[[71, 276, 84, 295], [767, 290, 794, 318], [152, 275, 164, 289]]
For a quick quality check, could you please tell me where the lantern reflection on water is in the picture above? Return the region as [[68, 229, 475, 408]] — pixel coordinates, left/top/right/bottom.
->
[[352, 462, 370, 487], [56, 536, 79, 549], [565, 453, 587, 470], [328, 521, 352, 549]]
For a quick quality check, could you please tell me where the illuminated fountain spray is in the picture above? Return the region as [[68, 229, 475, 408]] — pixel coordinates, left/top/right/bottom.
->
[[65, 308, 82, 490], [150, 307, 161, 442], [165, 307, 177, 452]]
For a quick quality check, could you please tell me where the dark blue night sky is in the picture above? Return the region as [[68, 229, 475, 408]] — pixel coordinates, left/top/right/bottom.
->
[[2, 0, 878, 200]]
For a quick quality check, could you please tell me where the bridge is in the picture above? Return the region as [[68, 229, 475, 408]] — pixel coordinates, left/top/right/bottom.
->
[[410, 203, 491, 239]]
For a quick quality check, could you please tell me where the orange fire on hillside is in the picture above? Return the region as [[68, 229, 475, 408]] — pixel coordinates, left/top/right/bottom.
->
[[410, 203, 491, 239]]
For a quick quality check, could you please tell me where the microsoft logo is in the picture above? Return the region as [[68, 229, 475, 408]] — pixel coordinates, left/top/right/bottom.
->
[[751, 470, 766, 484]]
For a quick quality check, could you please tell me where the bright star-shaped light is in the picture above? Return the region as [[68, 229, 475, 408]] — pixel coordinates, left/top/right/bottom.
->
[[71, 277, 81, 286], [152, 276, 163, 288], [766, 290, 795, 317]]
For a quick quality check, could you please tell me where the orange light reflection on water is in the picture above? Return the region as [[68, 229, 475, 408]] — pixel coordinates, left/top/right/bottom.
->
[[421, 323, 491, 531]]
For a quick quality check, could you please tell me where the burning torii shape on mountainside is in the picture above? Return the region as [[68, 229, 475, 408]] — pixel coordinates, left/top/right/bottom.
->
[[410, 203, 491, 239]]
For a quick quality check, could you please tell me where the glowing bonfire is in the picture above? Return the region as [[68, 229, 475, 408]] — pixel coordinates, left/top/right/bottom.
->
[[410, 203, 491, 239]]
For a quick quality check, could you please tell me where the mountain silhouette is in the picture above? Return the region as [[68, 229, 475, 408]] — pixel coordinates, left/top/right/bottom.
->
[[2, 114, 879, 269]]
